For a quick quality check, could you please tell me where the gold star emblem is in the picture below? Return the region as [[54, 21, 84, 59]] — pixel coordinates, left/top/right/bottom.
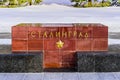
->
[[56, 40, 64, 49]]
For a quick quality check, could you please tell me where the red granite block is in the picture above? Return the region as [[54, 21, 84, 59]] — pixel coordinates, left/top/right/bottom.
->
[[12, 23, 108, 69], [60, 51, 76, 62], [12, 40, 28, 52], [43, 51, 62, 68], [61, 63, 76, 68], [44, 39, 60, 50], [12, 26, 28, 39], [12, 23, 108, 54], [60, 39, 76, 51], [92, 38, 108, 51], [44, 51, 76, 68], [93, 26, 108, 38], [43, 62, 61, 68], [28, 27, 59, 40], [44, 39, 75, 51], [76, 25, 93, 38], [43, 27, 59, 39], [44, 59, 61, 64], [44, 53, 60, 62], [76, 38, 92, 51], [60, 51, 76, 68], [28, 27, 43, 40], [59, 27, 76, 39], [28, 40, 43, 51], [44, 51, 61, 62]]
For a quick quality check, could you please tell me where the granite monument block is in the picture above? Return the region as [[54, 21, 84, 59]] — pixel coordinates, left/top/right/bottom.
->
[[12, 23, 108, 71]]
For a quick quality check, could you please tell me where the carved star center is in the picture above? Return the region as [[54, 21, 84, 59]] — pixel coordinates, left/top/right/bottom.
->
[[56, 40, 64, 49]]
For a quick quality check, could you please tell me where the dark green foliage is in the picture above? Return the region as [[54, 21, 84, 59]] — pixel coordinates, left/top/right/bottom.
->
[[0, 0, 42, 7], [35, 0, 42, 4], [71, 0, 82, 7], [71, 0, 87, 7], [71, 0, 111, 7]]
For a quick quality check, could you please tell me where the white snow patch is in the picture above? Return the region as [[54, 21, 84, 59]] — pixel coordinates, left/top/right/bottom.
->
[[42, 0, 72, 5], [0, 39, 11, 45], [108, 39, 120, 45], [0, 5, 120, 33]]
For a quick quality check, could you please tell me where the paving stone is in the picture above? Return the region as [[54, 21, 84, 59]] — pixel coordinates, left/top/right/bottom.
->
[[97, 73, 116, 80], [62, 73, 79, 80], [23, 73, 44, 80], [0, 73, 120, 80], [78, 73, 99, 80], [43, 73, 63, 80]]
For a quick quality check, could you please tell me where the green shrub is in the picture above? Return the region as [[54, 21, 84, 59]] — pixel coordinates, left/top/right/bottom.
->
[[87, 2, 93, 7], [9, 0, 15, 5], [35, 0, 42, 4], [18, 0, 27, 5], [0, 0, 42, 6], [118, 0, 120, 3], [71, 0, 111, 7], [83, 1, 110, 7], [71, 0, 82, 7], [99, 1, 111, 7], [0, 2, 3, 5]]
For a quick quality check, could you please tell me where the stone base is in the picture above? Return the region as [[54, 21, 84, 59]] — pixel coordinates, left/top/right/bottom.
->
[[0, 52, 43, 72], [77, 52, 120, 72], [1, 51, 120, 72]]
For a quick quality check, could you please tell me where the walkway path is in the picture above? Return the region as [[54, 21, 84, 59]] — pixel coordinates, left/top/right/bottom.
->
[[0, 73, 120, 80]]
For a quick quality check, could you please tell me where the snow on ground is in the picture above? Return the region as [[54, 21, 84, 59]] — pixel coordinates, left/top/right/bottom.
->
[[0, 4, 120, 33], [0, 39, 120, 45], [0, 39, 11, 45], [41, 0, 72, 5], [108, 39, 120, 45]]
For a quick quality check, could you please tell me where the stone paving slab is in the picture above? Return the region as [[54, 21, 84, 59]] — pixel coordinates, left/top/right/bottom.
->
[[78, 73, 98, 80], [0, 73, 120, 80], [97, 73, 117, 80], [62, 73, 79, 80]]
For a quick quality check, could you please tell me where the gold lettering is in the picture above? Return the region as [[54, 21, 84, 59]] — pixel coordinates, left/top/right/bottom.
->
[[43, 31, 47, 38], [56, 32, 60, 38], [68, 31, 72, 38], [38, 31, 41, 38], [31, 31, 36, 38], [49, 32, 54, 38], [62, 31, 67, 38], [73, 31, 77, 37], [85, 32, 89, 38], [78, 32, 83, 37], [30, 30, 89, 39]]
